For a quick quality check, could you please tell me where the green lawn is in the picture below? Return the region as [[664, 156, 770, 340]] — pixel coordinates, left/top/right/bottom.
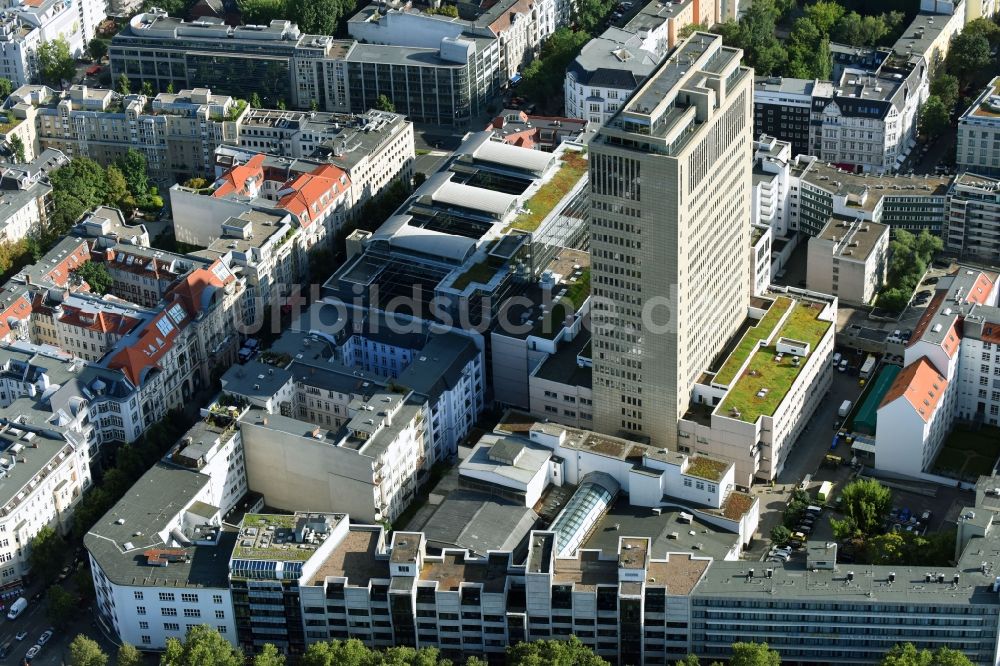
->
[[509, 151, 588, 232], [532, 269, 590, 339], [452, 259, 499, 290], [685, 456, 729, 482], [719, 301, 831, 423], [715, 296, 792, 386]]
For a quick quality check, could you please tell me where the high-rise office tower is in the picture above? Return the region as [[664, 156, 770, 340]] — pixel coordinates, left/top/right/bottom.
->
[[589, 33, 752, 447]]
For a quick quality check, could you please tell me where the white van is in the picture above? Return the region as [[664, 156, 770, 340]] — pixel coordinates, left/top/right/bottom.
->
[[6, 597, 26, 620]]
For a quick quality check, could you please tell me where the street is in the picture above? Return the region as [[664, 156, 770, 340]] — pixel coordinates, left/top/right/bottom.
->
[[0, 591, 111, 666]]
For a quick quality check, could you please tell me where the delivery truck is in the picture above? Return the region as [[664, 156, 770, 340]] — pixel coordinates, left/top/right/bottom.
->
[[838, 400, 852, 418]]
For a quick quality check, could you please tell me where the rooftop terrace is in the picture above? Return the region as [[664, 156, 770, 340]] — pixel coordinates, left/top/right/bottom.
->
[[508, 151, 587, 232], [714, 296, 792, 386], [232, 513, 324, 562], [718, 301, 832, 423]]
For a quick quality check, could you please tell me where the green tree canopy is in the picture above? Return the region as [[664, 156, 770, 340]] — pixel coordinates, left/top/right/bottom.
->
[[947, 32, 992, 84], [730, 641, 782, 666], [9, 135, 25, 164], [105, 164, 129, 207], [88, 38, 109, 61], [521, 27, 591, 106], [838, 478, 892, 538], [37, 38, 76, 86], [29, 525, 66, 583], [116, 148, 149, 197], [712, 1, 787, 76], [920, 95, 951, 140], [252, 644, 286, 666], [507, 636, 611, 666], [68, 635, 108, 666], [375, 94, 396, 113], [117, 644, 144, 666], [0, 77, 12, 100], [880, 643, 974, 666], [160, 625, 243, 666], [117, 73, 131, 95], [770, 525, 792, 545], [802, 1, 844, 35], [574, 0, 614, 33], [73, 261, 113, 294], [786, 17, 831, 80], [47, 585, 76, 628], [930, 74, 960, 110]]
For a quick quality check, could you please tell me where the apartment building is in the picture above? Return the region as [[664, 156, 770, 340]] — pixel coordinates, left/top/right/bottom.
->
[[30, 293, 151, 363], [0, 0, 85, 87], [215, 108, 414, 211], [807, 217, 889, 305], [564, 0, 716, 124], [237, 390, 426, 525], [7, 85, 245, 185], [752, 77, 824, 157], [0, 149, 66, 244], [944, 172, 1000, 258], [677, 292, 837, 486], [222, 325, 483, 520], [958, 77, 1000, 178], [589, 33, 752, 448], [229, 513, 343, 653], [104, 260, 244, 428], [86, 413, 249, 650], [872, 268, 999, 480], [788, 156, 951, 237], [172, 153, 352, 253], [111, 10, 501, 124]]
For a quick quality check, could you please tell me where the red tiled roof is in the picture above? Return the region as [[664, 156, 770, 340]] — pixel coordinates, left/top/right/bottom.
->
[[277, 164, 350, 227], [213, 154, 265, 198], [964, 272, 996, 305], [109, 262, 233, 385], [0, 293, 32, 342], [880, 357, 948, 423], [44, 241, 90, 287], [58, 304, 141, 335]]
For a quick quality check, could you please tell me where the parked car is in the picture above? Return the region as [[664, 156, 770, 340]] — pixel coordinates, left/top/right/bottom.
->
[[771, 546, 792, 556], [25, 645, 40, 662], [0, 641, 11, 658], [37, 630, 52, 646], [15, 631, 27, 641]]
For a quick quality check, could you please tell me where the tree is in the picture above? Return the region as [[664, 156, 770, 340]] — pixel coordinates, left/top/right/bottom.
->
[[117, 644, 144, 666], [711, 0, 786, 76], [575, 0, 614, 33], [507, 636, 611, 666], [141, 80, 154, 97], [252, 644, 286, 666], [676, 656, 702, 666], [301, 639, 379, 666], [964, 17, 1000, 46], [9, 135, 24, 164], [68, 635, 108, 666], [88, 38, 109, 61], [930, 74, 960, 110], [0, 77, 11, 100], [730, 642, 782, 666], [117, 73, 131, 95], [867, 531, 908, 564], [947, 32, 991, 83], [288, 0, 349, 35], [802, 0, 843, 35], [249, 91, 262, 108], [881, 643, 974, 666], [920, 95, 951, 140], [770, 525, 791, 545], [37, 37, 76, 86], [375, 94, 396, 113], [787, 17, 831, 80], [72, 261, 113, 294], [105, 164, 129, 207], [522, 27, 590, 106], [46, 586, 76, 628], [678, 21, 707, 40], [116, 148, 149, 197], [166, 82, 175, 94], [839, 478, 892, 538], [28, 525, 66, 583], [160, 625, 243, 666]]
